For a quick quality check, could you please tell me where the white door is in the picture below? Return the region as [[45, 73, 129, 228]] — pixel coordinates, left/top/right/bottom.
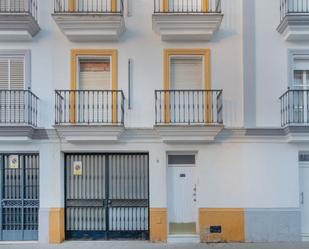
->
[[167, 155, 197, 235], [300, 160, 309, 241]]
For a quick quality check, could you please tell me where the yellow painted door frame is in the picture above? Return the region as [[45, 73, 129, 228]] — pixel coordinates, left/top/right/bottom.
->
[[69, 0, 76, 12], [162, 0, 169, 12], [163, 49, 211, 124], [202, 0, 209, 12], [111, 0, 117, 12], [70, 49, 118, 124]]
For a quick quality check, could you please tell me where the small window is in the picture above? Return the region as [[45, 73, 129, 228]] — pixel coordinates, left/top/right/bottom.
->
[[299, 154, 309, 162], [168, 155, 195, 165]]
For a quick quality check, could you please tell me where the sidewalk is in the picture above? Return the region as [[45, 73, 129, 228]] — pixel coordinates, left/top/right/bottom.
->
[[0, 242, 309, 249]]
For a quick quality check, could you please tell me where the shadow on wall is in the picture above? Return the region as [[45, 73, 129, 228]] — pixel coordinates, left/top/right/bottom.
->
[[223, 99, 239, 127]]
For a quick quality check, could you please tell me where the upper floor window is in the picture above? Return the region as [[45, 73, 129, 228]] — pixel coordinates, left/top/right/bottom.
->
[[0, 55, 25, 90]]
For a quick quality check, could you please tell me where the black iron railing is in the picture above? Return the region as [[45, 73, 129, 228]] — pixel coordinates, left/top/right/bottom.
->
[[55, 90, 125, 125], [0, 0, 38, 20], [154, 0, 221, 13], [155, 89, 223, 125], [0, 90, 39, 127], [54, 0, 124, 14], [280, 89, 309, 126], [280, 0, 309, 21]]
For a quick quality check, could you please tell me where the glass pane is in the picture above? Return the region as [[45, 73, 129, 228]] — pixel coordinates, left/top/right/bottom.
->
[[168, 155, 195, 165], [293, 70, 303, 88]]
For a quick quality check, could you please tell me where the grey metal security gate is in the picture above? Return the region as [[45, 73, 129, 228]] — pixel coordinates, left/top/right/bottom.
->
[[65, 153, 149, 240], [0, 154, 39, 241]]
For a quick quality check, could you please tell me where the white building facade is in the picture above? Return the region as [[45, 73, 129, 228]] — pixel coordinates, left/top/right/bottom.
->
[[0, 0, 307, 244]]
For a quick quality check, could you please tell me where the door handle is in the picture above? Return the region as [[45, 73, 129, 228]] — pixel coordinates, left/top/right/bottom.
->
[[301, 192, 304, 205]]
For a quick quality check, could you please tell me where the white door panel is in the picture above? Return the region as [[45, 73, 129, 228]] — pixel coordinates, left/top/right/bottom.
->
[[300, 166, 309, 237], [167, 165, 197, 232]]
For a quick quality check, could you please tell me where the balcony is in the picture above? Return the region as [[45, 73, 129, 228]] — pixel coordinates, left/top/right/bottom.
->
[[52, 0, 125, 42], [0, 90, 39, 139], [0, 0, 40, 41], [277, 0, 309, 40], [54, 90, 125, 142], [152, 0, 223, 41], [154, 89, 224, 143], [280, 89, 309, 141]]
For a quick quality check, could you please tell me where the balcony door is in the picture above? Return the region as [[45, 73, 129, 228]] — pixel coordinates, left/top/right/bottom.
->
[[0, 56, 25, 123], [292, 62, 309, 123], [75, 57, 112, 123], [169, 56, 204, 123]]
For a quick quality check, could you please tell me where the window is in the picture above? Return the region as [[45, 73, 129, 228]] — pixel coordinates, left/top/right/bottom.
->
[[170, 56, 203, 90], [78, 58, 111, 90], [289, 51, 309, 123], [0, 51, 29, 124], [0, 56, 25, 90], [168, 155, 196, 165]]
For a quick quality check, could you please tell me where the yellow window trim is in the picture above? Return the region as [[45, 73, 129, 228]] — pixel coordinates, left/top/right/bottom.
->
[[163, 49, 211, 124], [69, 0, 76, 12], [162, 0, 208, 12], [70, 49, 118, 123]]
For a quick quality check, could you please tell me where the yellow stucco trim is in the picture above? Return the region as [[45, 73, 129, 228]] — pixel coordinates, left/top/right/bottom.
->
[[202, 0, 209, 12], [70, 49, 118, 123], [163, 49, 211, 123], [69, 0, 76, 12], [199, 208, 245, 243], [49, 208, 65, 244], [150, 208, 167, 242], [162, 0, 169, 12], [111, 0, 117, 12]]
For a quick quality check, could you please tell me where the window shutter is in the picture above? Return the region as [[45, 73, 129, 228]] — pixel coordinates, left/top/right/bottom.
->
[[294, 58, 309, 70], [170, 57, 203, 89], [0, 58, 9, 90], [79, 59, 111, 90], [10, 57, 25, 90]]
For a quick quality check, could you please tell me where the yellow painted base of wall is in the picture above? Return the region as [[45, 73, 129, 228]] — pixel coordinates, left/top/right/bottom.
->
[[199, 208, 244, 243], [150, 208, 167, 242], [49, 208, 65, 244]]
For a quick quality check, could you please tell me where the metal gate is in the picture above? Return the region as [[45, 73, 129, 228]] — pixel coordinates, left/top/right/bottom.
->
[[0, 154, 39, 241], [65, 153, 149, 240]]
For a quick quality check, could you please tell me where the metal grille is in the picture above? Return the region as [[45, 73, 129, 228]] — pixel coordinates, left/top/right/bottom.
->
[[0, 154, 39, 241], [155, 89, 223, 125], [280, 89, 309, 126], [65, 153, 149, 240], [154, 0, 222, 13], [54, 0, 124, 14], [0, 0, 38, 21], [280, 0, 309, 21]]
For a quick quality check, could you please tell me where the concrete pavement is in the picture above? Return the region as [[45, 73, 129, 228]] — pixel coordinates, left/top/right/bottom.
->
[[0, 242, 309, 249]]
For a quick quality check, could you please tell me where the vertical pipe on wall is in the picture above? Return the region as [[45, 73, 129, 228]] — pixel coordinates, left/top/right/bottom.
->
[[128, 59, 132, 109]]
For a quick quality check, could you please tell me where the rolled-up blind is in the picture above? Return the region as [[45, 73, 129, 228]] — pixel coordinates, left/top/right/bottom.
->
[[0, 56, 25, 90], [170, 56, 203, 89]]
